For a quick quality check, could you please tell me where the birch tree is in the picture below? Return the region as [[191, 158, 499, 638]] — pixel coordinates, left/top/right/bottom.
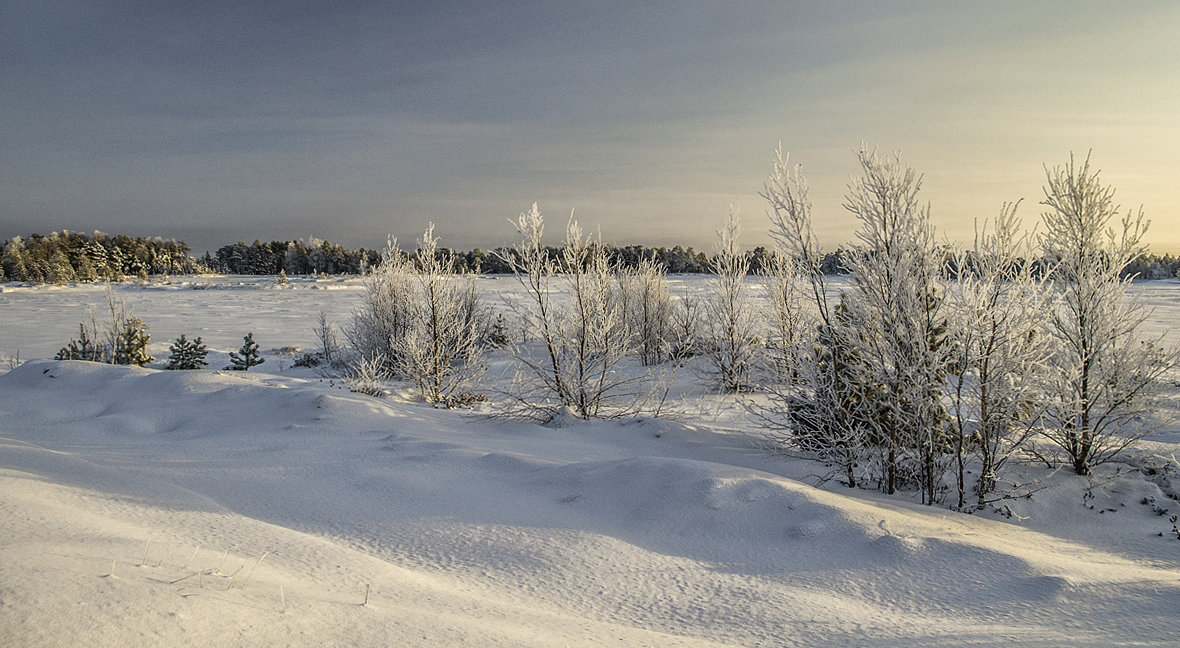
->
[[753, 146, 869, 488], [1039, 153, 1177, 474], [841, 147, 950, 502], [946, 202, 1052, 508]]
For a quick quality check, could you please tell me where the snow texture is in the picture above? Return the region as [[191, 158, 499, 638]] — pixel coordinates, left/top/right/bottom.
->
[[1, 275, 1179, 647]]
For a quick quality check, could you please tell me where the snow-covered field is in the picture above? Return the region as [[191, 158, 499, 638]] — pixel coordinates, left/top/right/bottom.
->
[[2, 275, 1179, 647]]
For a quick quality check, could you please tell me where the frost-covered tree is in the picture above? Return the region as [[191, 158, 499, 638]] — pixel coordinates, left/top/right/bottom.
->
[[946, 202, 1052, 507], [165, 334, 209, 370], [498, 203, 642, 420], [762, 252, 805, 385], [393, 224, 484, 407], [228, 332, 265, 371], [1039, 153, 1178, 475], [2, 237, 28, 282], [669, 287, 703, 360], [57, 289, 152, 366], [753, 145, 869, 488], [841, 147, 951, 502], [703, 205, 760, 392], [313, 310, 343, 368], [47, 250, 76, 285]]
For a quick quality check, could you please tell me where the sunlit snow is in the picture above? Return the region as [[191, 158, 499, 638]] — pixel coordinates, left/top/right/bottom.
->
[[1, 275, 1178, 647]]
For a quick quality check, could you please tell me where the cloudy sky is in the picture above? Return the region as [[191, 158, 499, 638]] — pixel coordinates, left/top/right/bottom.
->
[[3, 1, 1178, 253]]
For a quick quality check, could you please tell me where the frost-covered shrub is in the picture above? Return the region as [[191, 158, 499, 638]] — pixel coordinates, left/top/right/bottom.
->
[[344, 354, 387, 397], [55, 289, 152, 366], [620, 256, 672, 366], [391, 225, 484, 407], [498, 204, 646, 420], [668, 288, 702, 360], [702, 206, 760, 393], [761, 253, 805, 385], [346, 241, 415, 371]]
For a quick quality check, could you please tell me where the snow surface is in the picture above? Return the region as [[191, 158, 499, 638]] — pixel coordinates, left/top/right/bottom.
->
[[1, 276, 1179, 646]]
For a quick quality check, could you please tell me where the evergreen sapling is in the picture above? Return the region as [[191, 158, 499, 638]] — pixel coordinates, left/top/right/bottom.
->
[[166, 334, 209, 370], [113, 317, 153, 366], [228, 332, 265, 371]]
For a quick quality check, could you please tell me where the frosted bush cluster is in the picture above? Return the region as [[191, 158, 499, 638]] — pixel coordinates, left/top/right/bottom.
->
[[752, 145, 1176, 507]]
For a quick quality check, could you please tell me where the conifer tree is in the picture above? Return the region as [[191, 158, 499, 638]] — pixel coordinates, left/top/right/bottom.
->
[[55, 323, 101, 362], [165, 334, 209, 370], [113, 317, 153, 366], [228, 332, 265, 371]]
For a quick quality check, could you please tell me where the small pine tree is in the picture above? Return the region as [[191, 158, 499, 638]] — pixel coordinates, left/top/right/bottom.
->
[[228, 332, 265, 371], [484, 312, 510, 348], [113, 316, 153, 366], [165, 334, 209, 370], [56, 323, 101, 362]]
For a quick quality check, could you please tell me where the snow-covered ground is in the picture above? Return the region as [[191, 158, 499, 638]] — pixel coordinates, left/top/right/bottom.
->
[[1, 275, 1179, 647]]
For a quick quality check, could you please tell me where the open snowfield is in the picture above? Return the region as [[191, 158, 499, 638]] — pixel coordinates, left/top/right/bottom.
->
[[2, 275, 1179, 647]]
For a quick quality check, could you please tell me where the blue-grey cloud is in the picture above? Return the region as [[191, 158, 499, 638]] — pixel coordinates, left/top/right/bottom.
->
[[3, 1, 1178, 253]]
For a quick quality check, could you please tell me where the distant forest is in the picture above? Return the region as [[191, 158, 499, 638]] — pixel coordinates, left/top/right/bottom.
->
[[3, 230, 1179, 283]]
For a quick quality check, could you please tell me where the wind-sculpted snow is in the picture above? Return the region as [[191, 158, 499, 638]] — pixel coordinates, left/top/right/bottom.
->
[[2, 358, 1179, 646]]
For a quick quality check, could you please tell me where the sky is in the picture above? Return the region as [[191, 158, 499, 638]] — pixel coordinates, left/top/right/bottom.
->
[[2, 1, 1179, 254]]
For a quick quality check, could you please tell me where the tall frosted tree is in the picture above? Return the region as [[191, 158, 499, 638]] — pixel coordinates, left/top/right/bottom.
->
[[753, 146, 875, 489], [946, 202, 1052, 507], [841, 147, 950, 501], [1039, 153, 1177, 475]]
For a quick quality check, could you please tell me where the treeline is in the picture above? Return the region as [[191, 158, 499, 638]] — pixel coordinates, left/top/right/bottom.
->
[[200, 238, 841, 276], [5, 231, 1178, 283], [204, 238, 382, 276], [1, 231, 198, 283], [134, 240, 1180, 281]]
